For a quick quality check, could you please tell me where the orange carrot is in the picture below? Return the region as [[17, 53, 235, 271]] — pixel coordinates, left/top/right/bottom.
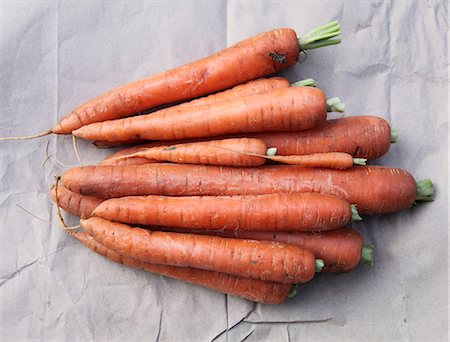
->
[[102, 138, 267, 167], [186, 228, 373, 273], [92, 193, 355, 232], [68, 230, 292, 304], [247, 116, 396, 160], [81, 217, 320, 283], [62, 164, 431, 214], [50, 23, 339, 134], [72, 86, 328, 142], [50, 184, 103, 219]]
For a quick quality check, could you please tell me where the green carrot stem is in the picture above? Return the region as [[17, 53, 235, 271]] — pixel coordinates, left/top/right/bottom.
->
[[315, 259, 324, 272], [265, 147, 277, 156], [288, 284, 298, 298], [326, 97, 345, 112], [390, 129, 399, 143], [298, 21, 341, 51], [291, 78, 317, 87], [353, 158, 367, 166], [360, 245, 375, 266], [350, 204, 362, 221], [416, 179, 434, 202]]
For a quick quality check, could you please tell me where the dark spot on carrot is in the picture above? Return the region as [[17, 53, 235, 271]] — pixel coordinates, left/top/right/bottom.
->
[[269, 52, 287, 64], [163, 146, 177, 151]]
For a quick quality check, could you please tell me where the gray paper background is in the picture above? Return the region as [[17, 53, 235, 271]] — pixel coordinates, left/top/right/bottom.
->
[[0, 1, 448, 341]]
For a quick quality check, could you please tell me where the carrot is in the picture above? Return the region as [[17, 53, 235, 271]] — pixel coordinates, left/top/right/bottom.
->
[[101, 137, 364, 168], [247, 116, 396, 160], [72, 86, 329, 142], [92, 193, 357, 232], [62, 164, 432, 214], [102, 138, 268, 167], [50, 184, 103, 219], [47, 22, 339, 134], [68, 230, 292, 304], [189, 228, 374, 273], [81, 217, 321, 283]]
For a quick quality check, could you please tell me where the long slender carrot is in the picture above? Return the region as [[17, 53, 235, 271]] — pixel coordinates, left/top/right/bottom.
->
[[48, 22, 339, 134], [62, 164, 432, 214], [92, 193, 356, 232], [50, 184, 103, 219], [68, 230, 292, 304], [72, 86, 329, 142], [102, 138, 267, 167], [82, 217, 320, 284], [101, 137, 364, 169]]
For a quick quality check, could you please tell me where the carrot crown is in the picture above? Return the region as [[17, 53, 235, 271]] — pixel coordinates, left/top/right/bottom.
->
[[350, 204, 362, 221], [416, 179, 434, 202], [390, 129, 399, 143], [298, 21, 341, 50], [360, 245, 375, 266], [315, 259, 324, 272], [291, 78, 317, 87]]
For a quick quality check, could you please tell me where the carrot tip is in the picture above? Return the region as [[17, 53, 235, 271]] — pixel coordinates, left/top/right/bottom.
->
[[315, 259, 324, 272], [390, 129, 399, 143], [288, 284, 298, 298], [416, 179, 434, 202], [360, 245, 375, 266], [265, 147, 277, 156], [350, 204, 363, 221]]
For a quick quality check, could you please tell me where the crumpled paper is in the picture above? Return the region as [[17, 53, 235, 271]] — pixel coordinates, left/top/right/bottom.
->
[[1, 1, 448, 340]]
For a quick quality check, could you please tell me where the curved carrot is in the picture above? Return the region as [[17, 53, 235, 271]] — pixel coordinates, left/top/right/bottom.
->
[[68, 230, 292, 304], [50, 184, 103, 219], [102, 138, 267, 167], [62, 164, 428, 214], [51, 22, 339, 134], [72, 86, 328, 142], [92, 193, 354, 232], [81, 217, 319, 284]]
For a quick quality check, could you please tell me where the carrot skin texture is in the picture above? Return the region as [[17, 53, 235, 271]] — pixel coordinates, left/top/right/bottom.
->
[[68, 230, 291, 304], [50, 185, 103, 219], [62, 164, 417, 215], [249, 116, 392, 160], [81, 217, 316, 284], [53, 29, 299, 134], [195, 228, 364, 273], [103, 138, 267, 167], [92, 193, 351, 232], [72, 87, 327, 142]]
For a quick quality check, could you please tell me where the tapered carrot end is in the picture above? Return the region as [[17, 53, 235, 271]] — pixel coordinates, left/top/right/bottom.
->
[[360, 245, 375, 266], [52, 112, 82, 134], [416, 179, 434, 202]]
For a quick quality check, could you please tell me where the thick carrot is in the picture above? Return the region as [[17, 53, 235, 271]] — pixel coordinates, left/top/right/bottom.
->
[[62, 164, 431, 214], [72, 86, 328, 142], [248, 116, 395, 160], [51, 22, 339, 134], [92, 193, 355, 232], [50, 184, 103, 219], [193, 228, 374, 273], [82, 217, 320, 283], [68, 230, 292, 304], [102, 138, 267, 167]]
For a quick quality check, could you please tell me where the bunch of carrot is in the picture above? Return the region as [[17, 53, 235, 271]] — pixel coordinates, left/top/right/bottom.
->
[[35, 21, 433, 304]]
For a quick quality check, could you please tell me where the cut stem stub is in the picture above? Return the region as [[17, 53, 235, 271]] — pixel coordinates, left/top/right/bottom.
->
[[350, 204, 362, 221], [360, 245, 375, 266], [326, 97, 345, 112], [416, 179, 434, 202], [298, 21, 341, 51]]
